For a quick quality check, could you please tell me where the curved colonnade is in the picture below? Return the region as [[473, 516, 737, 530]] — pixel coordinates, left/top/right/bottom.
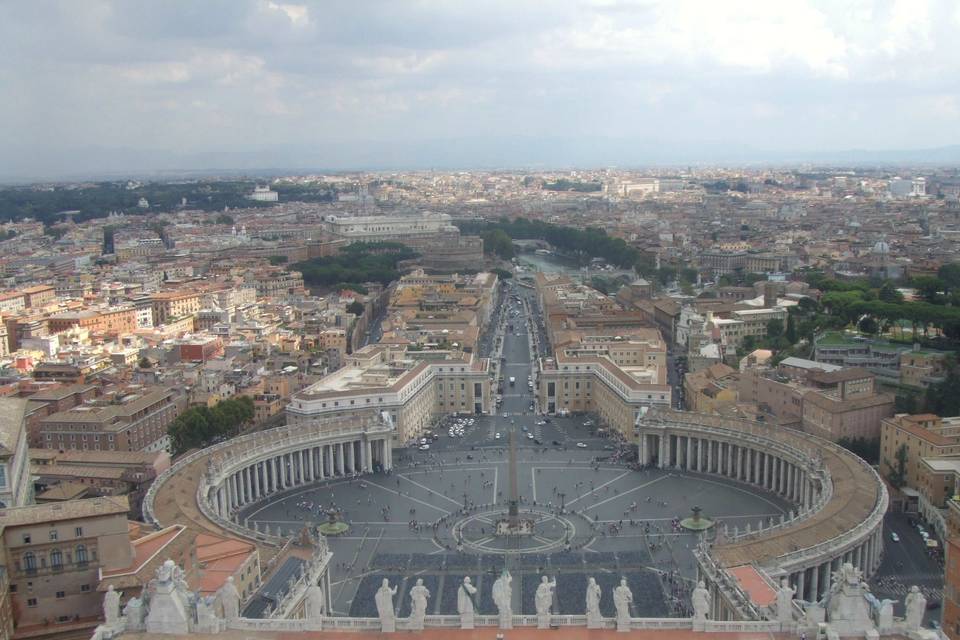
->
[[636, 408, 888, 620], [145, 408, 886, 624]]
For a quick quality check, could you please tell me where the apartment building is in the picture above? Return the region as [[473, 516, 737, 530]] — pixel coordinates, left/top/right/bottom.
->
[[47, 306, 137, 336], [149, 291, 201, 325], [287, 344, 492, 444], [0, 496, 133, 637], [801, 368, 895, 441], [38, 387, 181, 453], [0, 398, 32, 508], [684, 363, 740, 414], [537, 333, 672, 442]]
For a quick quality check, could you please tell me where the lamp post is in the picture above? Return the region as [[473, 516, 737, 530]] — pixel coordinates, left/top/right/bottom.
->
[[559, 492, 566, 514]]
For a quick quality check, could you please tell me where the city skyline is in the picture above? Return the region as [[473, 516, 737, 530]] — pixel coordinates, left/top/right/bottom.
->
[[4, 1, 960, 178]]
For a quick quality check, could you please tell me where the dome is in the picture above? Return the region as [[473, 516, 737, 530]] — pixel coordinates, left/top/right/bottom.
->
[[872, 239, 890, 255]]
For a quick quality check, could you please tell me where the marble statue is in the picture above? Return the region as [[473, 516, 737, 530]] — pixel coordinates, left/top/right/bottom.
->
[[877, 599, 896, 631], [586, 577, 603, 628], [692, 581, 710, 621], [613, 578, 633, 631], [375, 578, 398, 632], [535, 576, 556, 616], [305, 584, 325, 622], [146, 559, 191, 635], [776, 579, 796, 623], [409, 579, 430, 630], [904, 586, 927, 631], [457, 576, 478, 629], [157, 559, 174, 583], [218, 577, 241, 622], [123, 597, 144, 632], [825, 562, 874, 636], [492, 570, 512, 629], [195, 594, 220, 633], [103, 585, 121, 627]]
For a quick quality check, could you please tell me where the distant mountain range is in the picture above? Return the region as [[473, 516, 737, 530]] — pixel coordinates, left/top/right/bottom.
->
[[3, 139, 960, 183]]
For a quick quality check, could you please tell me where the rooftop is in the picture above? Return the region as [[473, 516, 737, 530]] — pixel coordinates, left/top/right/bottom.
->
[[0, 495, 129, 529]]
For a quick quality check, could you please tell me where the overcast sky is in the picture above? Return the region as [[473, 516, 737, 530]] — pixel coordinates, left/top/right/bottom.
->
[[3, 0, 960, 177]]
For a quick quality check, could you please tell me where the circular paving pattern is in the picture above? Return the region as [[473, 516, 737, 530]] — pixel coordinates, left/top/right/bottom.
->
[[442, 505, 593, 554]]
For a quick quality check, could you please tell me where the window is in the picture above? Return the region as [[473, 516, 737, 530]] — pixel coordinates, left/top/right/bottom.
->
[[81, 584, 91, 592], [23, 552, 36, 573], [27, 598, 37, 607], [56, 591, 65, 599], [76, 545, 88, 564], [8, 584, 15, 593], [50, 549, 63, 570], [0, 464, 6, 488], [49, 529, 58, 541], [22, 534, 31, 544], [75, 527, 83, 537]]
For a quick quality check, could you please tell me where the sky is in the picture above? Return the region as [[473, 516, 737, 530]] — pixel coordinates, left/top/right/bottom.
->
[[3, 0, 960, 177]]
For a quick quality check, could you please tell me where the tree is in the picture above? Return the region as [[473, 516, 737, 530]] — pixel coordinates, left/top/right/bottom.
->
[[913, 276, 945, 304], [836, 437, 881, 465], [894, 394, 917, 414], [268, 255, 288, 265], [858, 316, 878, 335], [138, 357, 152, 369], [785, 313, 798, 344], [347, 300, 365, 316], [766, 319, 784, 338], [215, 213, 235, 225], [938, 263, 960, 293], [878, 281, 903, 304], [481, 229, 514, 259], [491, 268, 513, 280], [885, 444, 909, 489]]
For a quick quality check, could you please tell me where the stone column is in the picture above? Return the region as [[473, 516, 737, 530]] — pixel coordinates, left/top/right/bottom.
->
[[708, 439, 714, 473], [727, 443, 734, 477], [253, 463, 260, 499], [658, 434, 667, 469], [810, 563, 820, 602], [685, 436, 693, 470], [365, 439, 373, 472], [385, 439, 393, 470], [797, 568, 806, 602], [348, 441, 356, 473], [326, 445, 334, 477], [337, 443, 345, 475], [753, 449, 761, 484]]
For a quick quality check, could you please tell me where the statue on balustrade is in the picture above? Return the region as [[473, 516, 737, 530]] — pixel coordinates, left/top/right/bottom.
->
[[692, 581, 710, 621], [613, 578, 633, 631], [904, 586, 927, 631], [457, 576, 478, 628], [408, 578, 430, 630], [776, 579, 796, 623], [375, 578, 397, 632], [492, 570, 512, 629], [586, 577, 602, 628], [103, 585, 121, 628]]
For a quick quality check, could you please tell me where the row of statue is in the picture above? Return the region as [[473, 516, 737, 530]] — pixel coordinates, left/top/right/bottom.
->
[[375, 572, 637, 630]]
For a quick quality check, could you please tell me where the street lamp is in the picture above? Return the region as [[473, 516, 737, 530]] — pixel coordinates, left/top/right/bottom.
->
[[559, 492, 566, 514]]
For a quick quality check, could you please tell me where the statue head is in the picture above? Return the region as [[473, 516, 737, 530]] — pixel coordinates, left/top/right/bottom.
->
[[227, 576, 234, 585], [781, 579, 789, 588], [910, 586, 920, 594], [541, 576, 548, 584], [416, 578, 423, 586], [620, 578, 627, 587], [382, 578, 390, 588], [107, 585, 115, 594], [464, 576, 471, 585], [697, 581, 706, 589], [589, 577, 596, 585]]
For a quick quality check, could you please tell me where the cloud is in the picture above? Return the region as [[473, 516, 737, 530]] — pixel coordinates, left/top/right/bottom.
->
[[1, 0, 960, 177]]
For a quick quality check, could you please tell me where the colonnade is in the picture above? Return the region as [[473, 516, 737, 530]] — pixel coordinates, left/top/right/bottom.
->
[[637, 417, 886, 614], [639, 432, 815, 509], [214, 437, 392, 518], [790, 527, 884, 603]]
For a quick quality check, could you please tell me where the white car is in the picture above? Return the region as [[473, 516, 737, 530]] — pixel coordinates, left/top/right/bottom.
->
[[527, 433, 535, 440], [576, 442, 588, 448], [420, 438, 428, 445], [419, 444, 430, 451], [495, 433, 502, 439], [503, 413, 509, 418]]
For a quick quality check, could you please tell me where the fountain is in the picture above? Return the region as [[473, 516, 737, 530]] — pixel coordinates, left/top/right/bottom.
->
[[680, 505, 715, 531]]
